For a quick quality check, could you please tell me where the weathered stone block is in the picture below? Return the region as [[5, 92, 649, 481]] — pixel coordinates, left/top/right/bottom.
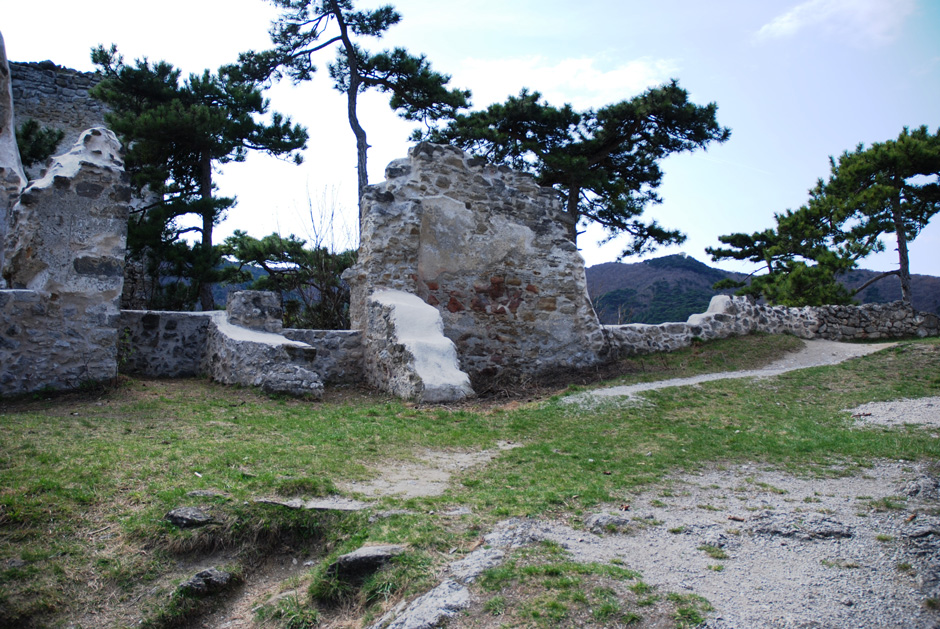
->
[[226, 290, 283, 333], [362, 289, 473, 403]]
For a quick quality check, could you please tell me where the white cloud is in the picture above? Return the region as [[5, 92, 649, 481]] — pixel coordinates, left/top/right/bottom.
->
[[454, 56, 679, 110], [755, 0, 916, 45]]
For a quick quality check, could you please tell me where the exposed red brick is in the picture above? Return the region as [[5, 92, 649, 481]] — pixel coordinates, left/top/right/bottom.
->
[[426, 281, 439, 291], [447, 296, 465, 313], [526, 284, 539, 293], [427, 294, 440, 306]]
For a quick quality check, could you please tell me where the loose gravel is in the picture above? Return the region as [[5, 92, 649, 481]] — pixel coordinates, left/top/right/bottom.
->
[[483, 459, 940, 628], [441, 339, 940, 628]]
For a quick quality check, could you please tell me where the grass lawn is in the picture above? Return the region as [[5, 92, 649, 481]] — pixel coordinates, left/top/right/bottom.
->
[[1, 333, 938, 627]]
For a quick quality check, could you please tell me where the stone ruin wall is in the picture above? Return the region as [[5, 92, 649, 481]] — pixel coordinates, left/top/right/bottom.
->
[[9, 61, 107, 175], [0, 50, 936, 401], [0, 128, 130, 395], [605, 296, 940, 358], [346, 143, 609, 386], [118, 307, 363, 385]]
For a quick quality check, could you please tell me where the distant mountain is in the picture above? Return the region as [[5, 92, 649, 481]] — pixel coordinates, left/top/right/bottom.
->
[[586, 255, 940, 325]]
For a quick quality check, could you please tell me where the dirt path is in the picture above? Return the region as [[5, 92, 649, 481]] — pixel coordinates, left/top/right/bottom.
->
[[569, 338, 897, 404]]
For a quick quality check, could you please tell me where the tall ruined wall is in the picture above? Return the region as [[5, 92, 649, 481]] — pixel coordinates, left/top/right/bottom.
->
[[1, 34, 27, 279], [9, 61, 107, 164], [0, 128, 130, 395], [346, 143, 609, 384]]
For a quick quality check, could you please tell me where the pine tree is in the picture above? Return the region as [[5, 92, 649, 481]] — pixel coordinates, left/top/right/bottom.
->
[[420, 82, 730, 257], [710, 126, 940, 306], [239, 0, 470, 212], [91, 45, 308, 310]]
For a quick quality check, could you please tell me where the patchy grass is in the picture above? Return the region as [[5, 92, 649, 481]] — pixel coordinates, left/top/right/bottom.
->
[[465, 544, 704, 627], [0, 335, 938, 627]]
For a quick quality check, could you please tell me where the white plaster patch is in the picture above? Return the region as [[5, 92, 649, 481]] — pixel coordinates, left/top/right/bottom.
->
[[210, 312, 309, 348], [31, 128, 123, 188], [417, 196, 535, 281], [372, 289, 473, 399]]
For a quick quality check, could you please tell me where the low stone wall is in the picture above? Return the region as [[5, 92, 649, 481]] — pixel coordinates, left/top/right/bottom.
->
[[203, 312, 324, 397], [605, 296, 940, 358], [116, 292, 366, 395], [0, 289, 120, 393], [118, 311, 212, 378], [281, 329, 364, 384], [809, 301, 939, 340]]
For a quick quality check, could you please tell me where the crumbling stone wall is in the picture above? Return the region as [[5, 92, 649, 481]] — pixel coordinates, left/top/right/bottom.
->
[[9, 61, 107, 167], [281, 328, 363, 384], [0, 33, 27, 277], [118, 311, 213, 378], [604, 296, 940, 358], [346, 143, 608, 384], [0, 128, 130, 395]]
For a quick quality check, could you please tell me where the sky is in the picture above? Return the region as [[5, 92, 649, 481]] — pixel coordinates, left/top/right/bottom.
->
[[3, 0, 939, 277]]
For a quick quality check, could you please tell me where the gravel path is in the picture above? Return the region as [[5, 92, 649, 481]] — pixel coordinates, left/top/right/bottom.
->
[[568, 339, 897, 404], [483, 460, 940, 629]]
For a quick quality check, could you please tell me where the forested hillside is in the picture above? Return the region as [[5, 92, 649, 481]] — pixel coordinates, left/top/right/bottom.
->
[[587, 255, 940, 325]]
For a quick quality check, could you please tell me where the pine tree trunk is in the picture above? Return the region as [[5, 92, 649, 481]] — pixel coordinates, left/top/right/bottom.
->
[[329, 0, 369, 224], [564, 186, 580, 244], [198, 153, 215, 312], [891, 194, 913, 305]]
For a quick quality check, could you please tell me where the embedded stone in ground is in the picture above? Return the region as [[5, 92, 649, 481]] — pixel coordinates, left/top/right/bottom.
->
[[179, 568, 233, 595], [165, 507, 214, 528], [328, 544, 407, 579]]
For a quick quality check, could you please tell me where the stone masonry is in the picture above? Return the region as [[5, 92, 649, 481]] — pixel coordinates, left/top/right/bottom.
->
[[346, 143, 608, 385], [605, 295, 940, 358], [9, 60, 107, 174], [0, 128, 130, 394], [0, 33, 27, 277]]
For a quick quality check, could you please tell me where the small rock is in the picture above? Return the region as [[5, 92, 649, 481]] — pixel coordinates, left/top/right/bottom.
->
[[370, 579, 469, 629], [905, 476, 939, 499], [328, 545, 406, 579], [484, 518, 546, 548], [253, 497, 304, 509], [165, 507, 213, 528], [443, 507, 472, 516], [186, 490, 228, 499], [179, 568, 233, 595], [584, 512, 633, 534], [751, 512, 852, 541], [303, 497, 370, 511]]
